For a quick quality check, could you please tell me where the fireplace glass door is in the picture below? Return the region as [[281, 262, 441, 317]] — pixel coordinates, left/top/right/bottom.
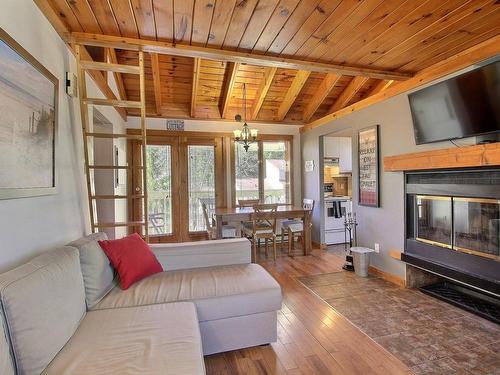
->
[[453, 198, 500, 260], [415, 195, 452, 248]]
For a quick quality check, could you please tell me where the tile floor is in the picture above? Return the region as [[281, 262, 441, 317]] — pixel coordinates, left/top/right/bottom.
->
[[299, 251, 500, 375]]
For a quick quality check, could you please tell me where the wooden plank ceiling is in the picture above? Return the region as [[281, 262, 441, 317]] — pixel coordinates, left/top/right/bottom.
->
[[44, 0, 500, 124]]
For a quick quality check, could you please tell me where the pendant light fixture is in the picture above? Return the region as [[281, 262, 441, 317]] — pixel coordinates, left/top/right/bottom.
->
[[233, 83, 258, 152]]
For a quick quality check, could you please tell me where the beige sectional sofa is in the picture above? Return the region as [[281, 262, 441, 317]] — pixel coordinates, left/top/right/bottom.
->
[[0, 235, 282, 375]]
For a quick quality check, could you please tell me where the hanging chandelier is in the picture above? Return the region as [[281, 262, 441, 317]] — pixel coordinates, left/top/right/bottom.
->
[[233, 83, 258, 152]]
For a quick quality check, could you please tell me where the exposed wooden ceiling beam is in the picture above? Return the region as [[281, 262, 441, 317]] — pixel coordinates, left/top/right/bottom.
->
[[250, 67, 277, 120], [191, 58, 201, 118], [107, 48, 128, 101], [68, 32, 413, 81], [277, 71, 311, 122], [302, 34, 500, 133], [150, 53, 162, 115], [368, 79, 394, 96], [329, 76, 369, 113], [220, 62, 240, 119], [302, 73, 341, 122]]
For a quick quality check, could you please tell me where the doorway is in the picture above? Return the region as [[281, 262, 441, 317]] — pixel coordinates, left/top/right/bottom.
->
[[129, 132, 225, 242]]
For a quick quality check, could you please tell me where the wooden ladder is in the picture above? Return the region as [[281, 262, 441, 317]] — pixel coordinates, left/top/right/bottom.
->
[[75, 45, 149, 241]]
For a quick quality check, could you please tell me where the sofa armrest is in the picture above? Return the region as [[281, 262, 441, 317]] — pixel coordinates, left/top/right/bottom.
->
[[150, 238, 251, 271]]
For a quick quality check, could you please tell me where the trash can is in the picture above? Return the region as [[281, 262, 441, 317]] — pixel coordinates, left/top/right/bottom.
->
[[350, 247, 375, 277]]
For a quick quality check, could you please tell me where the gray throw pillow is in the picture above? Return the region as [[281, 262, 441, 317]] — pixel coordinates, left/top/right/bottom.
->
[[68, 233, 117, 309]]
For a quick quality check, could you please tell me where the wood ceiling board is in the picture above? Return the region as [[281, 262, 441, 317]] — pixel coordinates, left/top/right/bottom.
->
[[316, 0, 405, 63], [277, 70, 311, 120], [367, 79, 393, 97], [294, 0, 364, 58], [45, 0, 83, 32], [173, 0, 194, 44], [130, 0, 157, 40], [302, 0, 386, 62], [329, 76, 368, 113], [395, 7, 500, 71], [302, 73, 341, 121], [237, 0, 280, 50], [153, 0, 174, 41], [370, 0, 491, 69], [87, 0, 121, 36], [69, 33, 412, 80], [66, 0, 102, 34], [345, 0, 469, 67], [346, 78, 376, 107], [303, 34, 500, 132], [222, 0, 259, 49], [109, 0, 139, 38], [107, 48, 127, 100], [266, 0, 323, 54], [251, 0, 301, 52], [207, 0, 237, 48], [191, 0, 216, 46], [278, 0, 342, 56]]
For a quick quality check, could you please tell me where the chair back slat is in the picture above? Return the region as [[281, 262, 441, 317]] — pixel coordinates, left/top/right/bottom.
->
[[303, 198, 315, 222], [201, 202, 213, 232], [238, 199, 260, 207]]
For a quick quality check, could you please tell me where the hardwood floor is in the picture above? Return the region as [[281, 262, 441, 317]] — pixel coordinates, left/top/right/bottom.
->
[[204, 246, 413, 375]]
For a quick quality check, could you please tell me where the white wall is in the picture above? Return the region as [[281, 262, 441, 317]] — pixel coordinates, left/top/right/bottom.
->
[[127, 117, 303, 205], [0, 0, 128, 271]]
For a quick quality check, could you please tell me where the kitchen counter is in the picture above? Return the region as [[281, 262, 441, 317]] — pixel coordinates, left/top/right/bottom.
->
[[324, 196, 352, 201]]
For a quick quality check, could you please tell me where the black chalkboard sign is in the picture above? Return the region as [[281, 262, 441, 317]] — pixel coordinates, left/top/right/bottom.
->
[[358, 125, 379, 207]]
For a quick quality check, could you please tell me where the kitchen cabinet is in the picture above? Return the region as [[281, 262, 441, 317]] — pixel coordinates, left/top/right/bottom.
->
[[324, 136, 352, 173]]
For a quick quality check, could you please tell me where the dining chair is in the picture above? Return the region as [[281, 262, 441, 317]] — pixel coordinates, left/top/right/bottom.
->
[[242, 204, 278, 262], [281, 199, 314, 256], [201, 202, 237, 239]]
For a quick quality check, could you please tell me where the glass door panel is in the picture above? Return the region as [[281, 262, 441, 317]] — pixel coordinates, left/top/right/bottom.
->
[[146, 145, 172, 235], [263, 141, 289, 204], [415, 195, 452, 248], [235, 142, 260, 202], [188, 145, 215, 232], [453, 198, 500, 260]]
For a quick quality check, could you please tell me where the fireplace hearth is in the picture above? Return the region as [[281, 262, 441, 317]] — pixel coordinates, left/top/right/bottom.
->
[[404, 169, 500, 297]]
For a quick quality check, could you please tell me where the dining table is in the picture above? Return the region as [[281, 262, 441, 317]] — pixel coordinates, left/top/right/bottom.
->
[[213, 205, 312, 255]]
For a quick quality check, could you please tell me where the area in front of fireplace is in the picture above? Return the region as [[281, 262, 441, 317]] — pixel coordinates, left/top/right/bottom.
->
[[404, 169, 500, 297]]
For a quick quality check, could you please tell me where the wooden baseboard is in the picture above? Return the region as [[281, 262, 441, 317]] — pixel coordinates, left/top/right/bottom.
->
[[368, 265, 405, 288], [312, 241, 327, 250]]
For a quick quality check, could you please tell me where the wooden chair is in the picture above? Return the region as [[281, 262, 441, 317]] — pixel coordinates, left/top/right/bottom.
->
[[238, 199, 260, 207], [242, 204, 278, 262], [281, 199, 314, 256], [201, 202, 237, 239]]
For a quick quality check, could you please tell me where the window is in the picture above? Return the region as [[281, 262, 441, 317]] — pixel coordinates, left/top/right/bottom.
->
[[233, 138, 292, 205], [147, 145, 172, 235]]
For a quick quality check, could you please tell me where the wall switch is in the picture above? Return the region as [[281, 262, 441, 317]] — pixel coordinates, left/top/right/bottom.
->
[[374, 243, 380, 253]]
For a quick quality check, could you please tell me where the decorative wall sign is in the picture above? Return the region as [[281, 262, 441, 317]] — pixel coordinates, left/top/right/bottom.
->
[[0, 28, 58, 199], [165, 119, 184, 131], [358, 125, 379, 207]]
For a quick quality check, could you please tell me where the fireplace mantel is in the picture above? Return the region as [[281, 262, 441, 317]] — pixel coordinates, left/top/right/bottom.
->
[[384, 143, 500, 172]]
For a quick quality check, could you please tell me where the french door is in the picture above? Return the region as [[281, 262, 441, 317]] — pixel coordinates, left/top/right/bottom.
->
[[129, 134, 225, 242]]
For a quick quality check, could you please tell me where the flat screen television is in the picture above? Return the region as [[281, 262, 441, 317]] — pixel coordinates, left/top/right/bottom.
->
[[408, 61, 500, 145]]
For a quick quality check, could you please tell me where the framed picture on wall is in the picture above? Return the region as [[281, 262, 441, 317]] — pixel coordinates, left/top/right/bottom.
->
[[358, 125, 379, 207], [0, 28, 58, 199]]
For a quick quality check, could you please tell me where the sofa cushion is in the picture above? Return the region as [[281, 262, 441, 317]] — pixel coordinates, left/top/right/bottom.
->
[[0, 247, 86, 375], [0, 311, 14, 375], [68, 232, 117, 309], [42, 302, 205, 375], [93, 264, 282, 322]]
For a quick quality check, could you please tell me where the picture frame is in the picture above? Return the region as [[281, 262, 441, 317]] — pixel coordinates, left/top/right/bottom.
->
[[0, 28, 58, 200], [358, 125, 379, 207]]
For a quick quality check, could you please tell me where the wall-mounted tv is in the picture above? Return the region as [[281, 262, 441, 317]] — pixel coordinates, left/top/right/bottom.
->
[[408, 60, 500, 145]]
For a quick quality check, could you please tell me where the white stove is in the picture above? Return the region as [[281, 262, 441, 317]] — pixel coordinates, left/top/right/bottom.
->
[[324, 196, 352, 245]]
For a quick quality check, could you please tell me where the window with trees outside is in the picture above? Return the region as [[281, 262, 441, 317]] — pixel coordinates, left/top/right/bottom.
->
[[234, 139, 292, 205]]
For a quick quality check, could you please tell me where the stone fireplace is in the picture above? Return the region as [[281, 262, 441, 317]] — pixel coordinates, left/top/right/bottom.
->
[[404, 168, 500, 297]]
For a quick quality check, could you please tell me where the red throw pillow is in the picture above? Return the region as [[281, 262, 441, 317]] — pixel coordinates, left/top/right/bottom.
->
[[98, 233, 163, 290]]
